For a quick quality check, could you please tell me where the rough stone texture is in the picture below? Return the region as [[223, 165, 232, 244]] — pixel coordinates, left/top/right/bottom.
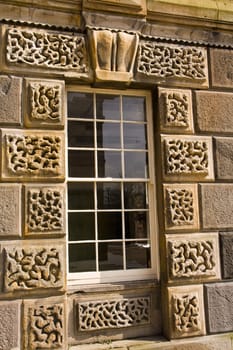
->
[[0, 75, 22, 125], [214, 137, 233, 180], [0, 184, 21, 237], [210, 49, 233, 88], [220, 232, 233, 279], [200, 184, 233, 229], [195, 91, 233, 133], [205, 282, 233, 333], [0, 301, 20, 350]]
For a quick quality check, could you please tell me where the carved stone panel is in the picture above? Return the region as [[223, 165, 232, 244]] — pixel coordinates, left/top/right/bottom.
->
[[162, 135, 214, 181], [1, 129, 65, 181], [166, 233, 220, 282], [4, 244, 64, 291], [77, 297, 150, 331], [158, 88, 193, 133], [24, 185, 65, 236], [24, 79, 65, 128]]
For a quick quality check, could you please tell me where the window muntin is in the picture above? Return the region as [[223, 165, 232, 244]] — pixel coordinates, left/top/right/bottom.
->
[[67, 88, 158, 284]]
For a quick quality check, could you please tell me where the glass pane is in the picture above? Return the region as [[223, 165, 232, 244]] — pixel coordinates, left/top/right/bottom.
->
[[68, 150, 95, 178], [96, 94, 120, 120], [68, 92, 94, 118], [126, 241, 151, 269], [125, 211, 149, 239], [124, 123, 147, 149], [97, 122, 121, 148], [124, 152, 148, 178], [69, 243, 96, 272], [124, 183, 147, 209], [68, 121, 94, 147], [97, 182, 121, 209], [123, 96, 146, 121], [98, 212, 122, 240], [98, 151, 122, 178], [68, 182, 94, 209], [99, 242, 123, 271], [68, 212, 95, 241]]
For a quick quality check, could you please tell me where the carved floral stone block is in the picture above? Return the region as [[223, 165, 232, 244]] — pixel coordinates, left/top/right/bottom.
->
[[24, 185, 65, 236], [166, 233, 220, 282], [162, 135, 214, 181], [167, 285, 205, 339], [1, 129, 65, 181], [158, 88, 193, 133], [4, 244, 64, 291], [163, 184, 199, 231], [24, 299, 65, 349], [77, 297, 150, 331], [24, 79, 65, 128]]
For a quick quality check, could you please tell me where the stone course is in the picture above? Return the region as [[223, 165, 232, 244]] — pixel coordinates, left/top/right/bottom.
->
[[210, 49, 233, 88]]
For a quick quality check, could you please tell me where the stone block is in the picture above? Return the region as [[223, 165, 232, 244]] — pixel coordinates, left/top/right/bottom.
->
[[214, 137, 233, 180], [0, 75, 22, 125], [83, 0, 147, 15], [210, 49, 233, 88], [195, 91, 233, 133], [1, 129, 65, 181], [161, 135, 214, 181], [200, 184, 233, 229], [0, 184, 21, 237], [163, 184, 199, 232], [0, 301, 20, 350], [158, 88, 193, 133], [166, 233, 220, 283], [205, 282, 233, 333], [220, 232, 233, 279], [24, 185, 66, 236]]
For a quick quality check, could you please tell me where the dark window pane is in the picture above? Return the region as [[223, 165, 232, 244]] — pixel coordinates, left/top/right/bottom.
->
[[98, 212, 122, 240], [97, 122, 120, 148], [68, 92, 93, 118], [68, 182, 94, 209], [96, 94, 120, 120], [68, 150, 95, 178], [125, 211, 149, 239], [124, 183, 147, 209], [123, 96, 146, 121], [97, 182, 121, 209], [124, 152, 148, 178], [99, 242, 123, 271], [126, 241, 151, 269], [98, 151, 122, 178], [68, 212, 95, 241], [124, 123, 147, 149], [69, 243, 96, 272], [68, 121, 94, 147]]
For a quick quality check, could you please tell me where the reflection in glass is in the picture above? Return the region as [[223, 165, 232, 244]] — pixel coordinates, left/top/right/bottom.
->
[[125, 211, 149, 239], [123, 123, 147, 149], [68, 212, 95, 241], [68, 92, 93, 118], [98, 151, 122, 178], [69, 243, 96, 272], [96, 94, 120, 120], [99, 242, 123, 270], [124, 152, 148, 178], [126, 241, 151, 269], [98, 212, 122, 240], [97, 183, 121, 209], [68, 182, 94, 209], [97, 122, 120, 148], [68, 121, 94, 148], [124, 183, 147, 209], [123, 96, 146, 121], [68, 150, 95, 178]]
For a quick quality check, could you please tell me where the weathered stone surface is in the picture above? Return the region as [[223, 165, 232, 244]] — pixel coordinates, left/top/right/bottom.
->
[[0, 75, 22, 125], [214, 137, 233, 179], [0, 301, 20, 350], [220, 232, 233, 279], [200, 184, 233, 229], [205, 282, 233, 333], [195, 91, 233, 133], [0, 184, 21, 237], [210, 49, 233, 88]]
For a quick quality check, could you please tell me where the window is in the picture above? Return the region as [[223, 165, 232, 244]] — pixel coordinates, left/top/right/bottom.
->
[[67, 87, 158, 284]]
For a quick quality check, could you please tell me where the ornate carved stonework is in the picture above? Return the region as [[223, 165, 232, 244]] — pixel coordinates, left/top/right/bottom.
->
[[166, 188, 194, 226], [77, 297, 150, 331], [4, 246, 63, 291], [6, 28, 88, 72]]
